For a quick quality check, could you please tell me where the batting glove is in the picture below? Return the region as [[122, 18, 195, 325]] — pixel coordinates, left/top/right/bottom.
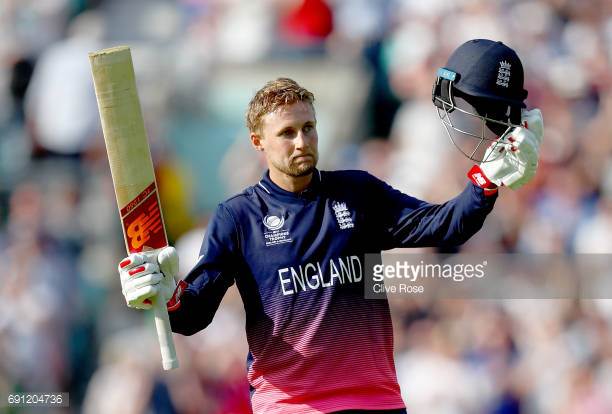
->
[[468, 108, 543, 191], [118, 246, 179, 310]]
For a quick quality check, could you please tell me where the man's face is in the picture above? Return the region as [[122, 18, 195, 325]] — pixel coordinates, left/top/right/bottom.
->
[[254, 101, 319, 178]]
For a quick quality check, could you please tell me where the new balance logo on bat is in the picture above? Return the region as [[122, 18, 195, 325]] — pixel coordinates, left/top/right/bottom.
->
[[121, 184, 166, 252], [126, 202, 163, 250]]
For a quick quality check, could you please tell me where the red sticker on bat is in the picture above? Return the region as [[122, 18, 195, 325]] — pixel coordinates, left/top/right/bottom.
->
[[121, 183, 167, 253]]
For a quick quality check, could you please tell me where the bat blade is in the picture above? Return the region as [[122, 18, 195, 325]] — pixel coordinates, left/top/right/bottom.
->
[[89, 46, 178, 370], [120, 182, 167, 254]]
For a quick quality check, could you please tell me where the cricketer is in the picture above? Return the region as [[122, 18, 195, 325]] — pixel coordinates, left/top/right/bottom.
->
[[117, 39, 543, 414]]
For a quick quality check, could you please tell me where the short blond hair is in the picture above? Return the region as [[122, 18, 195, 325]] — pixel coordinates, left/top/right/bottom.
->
[[246, 78, 315, 133]]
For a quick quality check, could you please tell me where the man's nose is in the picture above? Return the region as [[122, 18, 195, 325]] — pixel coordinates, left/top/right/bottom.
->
[[294, 131, 307, 149]]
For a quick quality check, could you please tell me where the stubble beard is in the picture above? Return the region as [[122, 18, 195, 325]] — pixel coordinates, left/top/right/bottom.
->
[[272, 154, 318, 178]]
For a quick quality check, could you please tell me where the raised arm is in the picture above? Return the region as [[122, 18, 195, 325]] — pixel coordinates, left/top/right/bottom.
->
[[366, 173, 497, 250], [167, 204, 240, 336], [117, 204, 240, 337]]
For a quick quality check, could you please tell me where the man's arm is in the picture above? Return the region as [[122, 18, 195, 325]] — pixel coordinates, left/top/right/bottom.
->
[[167, 204, 239, 336], [366, 174, 497, 250], [118, 204, 239, 336]]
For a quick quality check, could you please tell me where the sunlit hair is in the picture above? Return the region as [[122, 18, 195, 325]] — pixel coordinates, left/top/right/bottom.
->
[[246, 78, 315, 133]]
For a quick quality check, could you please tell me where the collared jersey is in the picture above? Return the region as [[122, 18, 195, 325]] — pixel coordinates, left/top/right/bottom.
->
[[169, 169, 497, 414]]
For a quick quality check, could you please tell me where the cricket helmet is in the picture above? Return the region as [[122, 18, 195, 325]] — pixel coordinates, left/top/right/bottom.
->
[[432, 39, 528, 162]]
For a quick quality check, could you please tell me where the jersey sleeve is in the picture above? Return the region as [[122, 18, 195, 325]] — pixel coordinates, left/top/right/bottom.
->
[[168, 204, 240, 336], [365, 173, 497, 250]]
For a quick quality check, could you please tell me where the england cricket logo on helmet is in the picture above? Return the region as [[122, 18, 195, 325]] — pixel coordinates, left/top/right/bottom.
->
[[432, 39, 528, 162]]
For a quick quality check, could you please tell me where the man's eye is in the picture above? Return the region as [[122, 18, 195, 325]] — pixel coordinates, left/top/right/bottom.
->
[[282, 129, 294, 137], [303, 125, 313, 133]]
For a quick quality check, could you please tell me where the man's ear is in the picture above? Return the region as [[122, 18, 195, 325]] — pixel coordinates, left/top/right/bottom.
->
[[250, 132, 264, 152]]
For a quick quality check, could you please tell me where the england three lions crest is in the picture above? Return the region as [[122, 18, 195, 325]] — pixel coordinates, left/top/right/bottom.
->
[[332, 201, 355, 230], [496, 60, 511, 88]]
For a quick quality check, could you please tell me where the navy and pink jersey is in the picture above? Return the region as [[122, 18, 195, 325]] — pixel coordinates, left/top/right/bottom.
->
[[168, 169, 497, 414]]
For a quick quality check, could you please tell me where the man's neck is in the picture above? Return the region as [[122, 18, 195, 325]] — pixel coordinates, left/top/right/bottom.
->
[[269, 169, 313, 193]]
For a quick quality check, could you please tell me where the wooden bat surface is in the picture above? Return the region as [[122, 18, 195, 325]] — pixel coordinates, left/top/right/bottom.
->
[[89, 46, 178, 370]]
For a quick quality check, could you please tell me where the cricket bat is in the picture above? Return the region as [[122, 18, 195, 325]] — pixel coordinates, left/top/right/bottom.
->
[[89, 46, 178, 370]]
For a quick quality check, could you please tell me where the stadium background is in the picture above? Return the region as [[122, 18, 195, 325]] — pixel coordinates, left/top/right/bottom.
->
[[1, 0, 612, 412]]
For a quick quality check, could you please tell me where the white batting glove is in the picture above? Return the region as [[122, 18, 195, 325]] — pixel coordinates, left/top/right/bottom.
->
[[118, 246, 179, 310], [478, 108, 544, 190]]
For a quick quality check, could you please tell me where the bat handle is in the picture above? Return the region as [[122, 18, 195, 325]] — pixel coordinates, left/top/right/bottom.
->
[[152, 296, 179, 370]]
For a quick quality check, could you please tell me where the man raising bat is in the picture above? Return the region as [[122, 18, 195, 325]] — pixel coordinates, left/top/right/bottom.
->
[[118, 39, 543, 413]]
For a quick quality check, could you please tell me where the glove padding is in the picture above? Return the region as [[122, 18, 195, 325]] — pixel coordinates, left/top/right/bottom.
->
[[480, 108, 544, 190], [118, 246, 179, 310]]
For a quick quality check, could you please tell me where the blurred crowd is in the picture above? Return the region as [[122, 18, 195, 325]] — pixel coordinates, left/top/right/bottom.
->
[[1, 0, 612, 413]]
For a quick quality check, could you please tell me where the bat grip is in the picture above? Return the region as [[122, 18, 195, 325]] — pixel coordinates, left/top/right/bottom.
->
[[152, 296, 179, 370]]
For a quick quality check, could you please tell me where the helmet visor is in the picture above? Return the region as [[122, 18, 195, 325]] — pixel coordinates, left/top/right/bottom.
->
[[434, 85, 522, 163]]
